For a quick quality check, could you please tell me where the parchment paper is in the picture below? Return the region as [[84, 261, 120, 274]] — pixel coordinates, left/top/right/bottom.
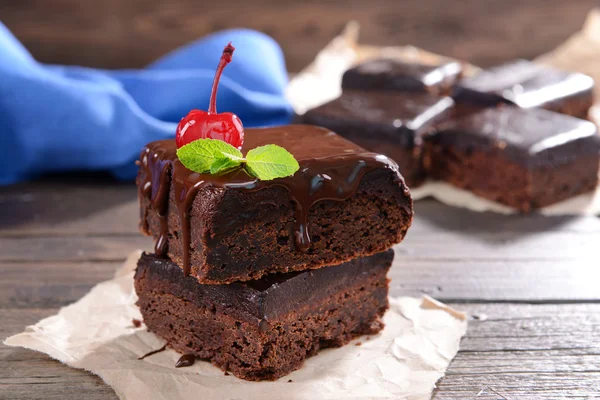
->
[[4, 251, 468, 400], [286, 12, 600, 216]]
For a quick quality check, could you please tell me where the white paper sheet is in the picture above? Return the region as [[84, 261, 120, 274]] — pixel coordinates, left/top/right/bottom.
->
[[4, 251, 468, 400], [287, 12, 600, 216]]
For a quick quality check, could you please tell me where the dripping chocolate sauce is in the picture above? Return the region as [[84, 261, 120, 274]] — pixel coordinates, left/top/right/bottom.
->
[[175, 354, 196, 368], [138, 347, 196, 369], [137, 126, 404, 276], [138, 344, 167, 360]]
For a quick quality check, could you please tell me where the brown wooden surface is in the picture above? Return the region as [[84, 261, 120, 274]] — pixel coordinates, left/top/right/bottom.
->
[[1, 0, 599, 71], [1, 180, 599, 399], [2, 2, 600, 398]]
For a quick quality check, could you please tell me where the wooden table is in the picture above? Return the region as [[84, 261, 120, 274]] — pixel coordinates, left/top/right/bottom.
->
[[3, 0, 600, 72], [1, 179, 599, 399]]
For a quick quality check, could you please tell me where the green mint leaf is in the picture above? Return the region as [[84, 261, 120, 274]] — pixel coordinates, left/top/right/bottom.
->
[[210, 156, 242, 174], [245, 145, 300, 180], [176, 139, 243, 174]]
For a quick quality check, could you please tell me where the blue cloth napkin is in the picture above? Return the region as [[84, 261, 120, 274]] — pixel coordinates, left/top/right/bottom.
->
[[0, 23, 293, 185]]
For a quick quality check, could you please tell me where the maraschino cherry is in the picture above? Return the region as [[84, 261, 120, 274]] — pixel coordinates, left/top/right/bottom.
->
[[175, 43, 244, 149]]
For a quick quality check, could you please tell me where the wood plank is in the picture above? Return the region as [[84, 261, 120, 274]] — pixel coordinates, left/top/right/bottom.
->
[[1, 0, 597, 71], [0, 308, 118, 399], [0, 357, 118, 400], [0, 182, 139, 236], [458, 303, 600, 352], [433, 372, 600, 399], [0, 309, 117, 400], [390, 258, 600, 302], [0, 308, 57, 340], [436, 303, 600, 399], [411, 201, 600, 234], [0, 262, 120, 309], [0, 236, 151, 262], [398, 230, 599, 260]]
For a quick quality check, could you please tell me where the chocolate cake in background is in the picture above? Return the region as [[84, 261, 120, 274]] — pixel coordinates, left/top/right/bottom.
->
[[423, 107, 600, 211], [452, 59, 595, 119], [342, 58, 463, 96], [302, 56, 598, 209], [302, 91, 454, 187]]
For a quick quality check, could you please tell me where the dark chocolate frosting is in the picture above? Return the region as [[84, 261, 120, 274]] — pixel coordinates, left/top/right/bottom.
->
[[434, 107, 600, 165], [342, 58, 462, 93], [455, 59, 594, 108], [137, 125, 406, 275], [305, 90, 454, 142], [136, 250, 393, 323]]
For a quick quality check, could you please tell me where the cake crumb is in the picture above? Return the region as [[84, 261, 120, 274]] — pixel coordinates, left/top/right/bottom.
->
[[288, 379, 293, 383], [132, 319, 142, 328], [355, 341, 362, 346], [224, 371, 230, 376]]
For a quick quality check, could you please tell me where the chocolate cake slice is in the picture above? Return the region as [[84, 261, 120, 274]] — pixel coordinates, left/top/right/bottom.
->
[[424, 107, 600, 211], [452, 59, 594, 119], [137, 125, 413, 284], [342, 58, 462, 95], [135, 250, 393, 381], [303, 90, 454, 187]]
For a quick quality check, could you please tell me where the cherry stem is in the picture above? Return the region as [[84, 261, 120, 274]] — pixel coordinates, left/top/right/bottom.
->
[[208, 42, 235, 115]]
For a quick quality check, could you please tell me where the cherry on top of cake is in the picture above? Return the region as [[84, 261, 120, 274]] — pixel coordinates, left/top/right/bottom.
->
[[172, 42, 299, 182], [175, 42, 244, 150]]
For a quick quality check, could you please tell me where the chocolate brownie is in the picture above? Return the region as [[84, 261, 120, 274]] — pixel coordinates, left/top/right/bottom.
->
[[135, 250, 393, 381], [302, 90, 454, 187], [453, 59, 594, 119], [137, 125, 413, 284], [423, 107, 600, 211], [342, 58, 462, 95]]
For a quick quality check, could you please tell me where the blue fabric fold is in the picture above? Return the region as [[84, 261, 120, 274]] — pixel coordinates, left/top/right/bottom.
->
[[0, 24, 293, 184]]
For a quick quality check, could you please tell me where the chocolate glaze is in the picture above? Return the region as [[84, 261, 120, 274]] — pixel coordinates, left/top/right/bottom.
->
[[175, 354, 196, 368], [138, 344, 167, 360], [454, 59, 594, 109], [304, 91, 454, 147], [135, 250, 393, 324], [303, 91, 454, 187], [432, 107, 600, 166], [137, 125, 404, 276], [342, 58, 462, 94]]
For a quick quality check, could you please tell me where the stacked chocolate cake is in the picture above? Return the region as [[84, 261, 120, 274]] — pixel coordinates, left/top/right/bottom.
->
[[134, 125, 414, 380], [303, 58, 600, 211]]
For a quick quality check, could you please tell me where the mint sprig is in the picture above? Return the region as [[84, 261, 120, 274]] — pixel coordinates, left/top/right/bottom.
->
[[245, 145, 300, 180], [176, 139, 299, 181]]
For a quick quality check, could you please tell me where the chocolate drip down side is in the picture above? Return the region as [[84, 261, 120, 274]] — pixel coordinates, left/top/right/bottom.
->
[[137, 147, 172, 258], [175, 354, 196, 368], [137, 126, 406, 276]]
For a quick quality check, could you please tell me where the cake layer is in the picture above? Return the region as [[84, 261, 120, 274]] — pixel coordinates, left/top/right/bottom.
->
[[342, 58, 462, 95], [134, 251, 393, 380], [424, 107, 600, 211], [303, 91, 454, 187], [137, 125, 413, 284], [453, 59, 594, 119]]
